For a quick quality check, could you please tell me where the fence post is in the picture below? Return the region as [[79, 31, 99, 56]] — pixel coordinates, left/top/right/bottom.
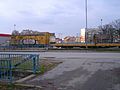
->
[[0, 61, 1, 79], [8, 57, 12, 83], [33, 56, 36, 74], [36, 55, 40, 71]]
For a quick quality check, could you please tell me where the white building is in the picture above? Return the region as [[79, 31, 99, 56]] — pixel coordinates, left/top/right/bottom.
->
[[80, 28, 86, 43]]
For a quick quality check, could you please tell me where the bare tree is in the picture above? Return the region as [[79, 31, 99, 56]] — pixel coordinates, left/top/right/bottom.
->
[[100, 24, 114, 43], [12, 30, 19, 35], [111, 19, 120, 43], [112, 19, 120, 30]]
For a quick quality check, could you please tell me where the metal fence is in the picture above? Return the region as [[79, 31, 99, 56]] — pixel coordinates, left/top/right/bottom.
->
[[0, 44, 49, 51], [0, 54, 39, 83]]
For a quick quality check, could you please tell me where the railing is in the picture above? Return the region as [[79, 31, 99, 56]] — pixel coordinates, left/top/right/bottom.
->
[[0, 44, 48, 51], [0, 54, 39, 83]]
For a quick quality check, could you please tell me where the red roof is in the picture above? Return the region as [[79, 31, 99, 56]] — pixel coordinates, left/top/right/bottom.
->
[[0, 34, 11, 37]]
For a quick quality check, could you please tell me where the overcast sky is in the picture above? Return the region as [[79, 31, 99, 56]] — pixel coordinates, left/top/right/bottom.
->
[[0, 0, 120, 36]]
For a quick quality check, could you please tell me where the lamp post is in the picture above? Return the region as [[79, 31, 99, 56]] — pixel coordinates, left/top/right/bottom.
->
[[85, 0, 88, 30], [14, 24, 16, 30], [101, 19, 103, 28], [101, 19, 103, 43], [85, 0, 88, 48]]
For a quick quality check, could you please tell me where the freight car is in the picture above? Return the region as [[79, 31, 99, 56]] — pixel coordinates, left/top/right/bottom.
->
[[10, 32, 55, 48]]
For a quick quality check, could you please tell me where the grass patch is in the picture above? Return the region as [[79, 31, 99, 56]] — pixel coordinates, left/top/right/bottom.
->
[[37, 59, 62, 74], [39, 65, 46, 74]]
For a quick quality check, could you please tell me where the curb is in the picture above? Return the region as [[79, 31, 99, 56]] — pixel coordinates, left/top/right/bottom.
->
[[15, 83, 42, 89], [15, 74, 36, 83]]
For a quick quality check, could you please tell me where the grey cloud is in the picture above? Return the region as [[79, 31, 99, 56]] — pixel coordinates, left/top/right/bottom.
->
[[18, 11, 36, 16], [0, 0, 120, 35]]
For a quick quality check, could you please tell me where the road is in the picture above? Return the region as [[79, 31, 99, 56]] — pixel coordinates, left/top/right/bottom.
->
[[1, 51, 120, 90]]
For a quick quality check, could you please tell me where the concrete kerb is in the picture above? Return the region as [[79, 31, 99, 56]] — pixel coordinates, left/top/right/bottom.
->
[[15, 83, 42, 89], [15, 74, 36, 83], [14, 74, 43, 89]]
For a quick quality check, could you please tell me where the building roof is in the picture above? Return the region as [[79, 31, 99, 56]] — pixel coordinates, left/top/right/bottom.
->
[[0, 34, 11, 37]]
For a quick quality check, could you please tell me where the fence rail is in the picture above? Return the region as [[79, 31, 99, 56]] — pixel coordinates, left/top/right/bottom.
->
[[0, 44, 50, 51]]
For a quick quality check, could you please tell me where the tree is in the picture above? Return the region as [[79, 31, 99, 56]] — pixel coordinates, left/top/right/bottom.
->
[[111, 19, 120, 43], [100, 24, 114, 43], [112, 19, 120, 30], [12, 30, 19, 35]]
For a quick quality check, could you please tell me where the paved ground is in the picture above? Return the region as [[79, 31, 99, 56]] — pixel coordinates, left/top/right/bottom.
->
[[1, 51, 120, 90]]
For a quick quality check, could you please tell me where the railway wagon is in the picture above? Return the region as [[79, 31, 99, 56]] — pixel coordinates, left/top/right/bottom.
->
[[10, 32, 55, 48], [52, 43, 120, 48]]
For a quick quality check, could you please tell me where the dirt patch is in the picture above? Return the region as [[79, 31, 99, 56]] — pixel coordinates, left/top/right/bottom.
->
[[39, 59, 62, 74]]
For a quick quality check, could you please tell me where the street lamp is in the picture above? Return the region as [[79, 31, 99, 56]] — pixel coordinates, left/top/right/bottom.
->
[[101, 19, 103, 28], [85, 0, 88, 48], [85, 0, 88, 30], [14, 24, 16, 30], [100, 19, 103, 43]]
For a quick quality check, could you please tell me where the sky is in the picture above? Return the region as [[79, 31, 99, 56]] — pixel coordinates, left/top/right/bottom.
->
[[0, 0, 120, 37]]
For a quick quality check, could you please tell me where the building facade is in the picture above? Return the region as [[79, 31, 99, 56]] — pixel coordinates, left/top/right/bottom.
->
[[0, 34, 11, 46], [80, 28, 100, 44]]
